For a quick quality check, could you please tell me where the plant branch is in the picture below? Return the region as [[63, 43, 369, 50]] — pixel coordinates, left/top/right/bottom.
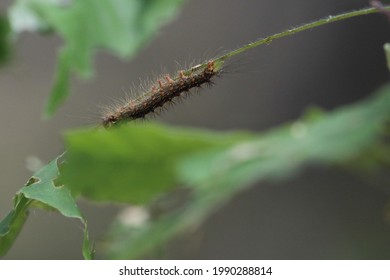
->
[[213, 5, 389, 65]]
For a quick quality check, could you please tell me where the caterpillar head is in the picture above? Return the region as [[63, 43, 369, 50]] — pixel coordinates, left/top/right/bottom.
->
[[102, 114, 118, 128]]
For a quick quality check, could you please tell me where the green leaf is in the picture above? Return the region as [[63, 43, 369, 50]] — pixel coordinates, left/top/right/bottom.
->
[[20, 153, 93, 258], [0, 14, 11, 65], [44, 49, 71, 118], [62, 123, 249, 204], [179, 85, 390, 189], [20, 153, 81, 219], [8, 0, 186, 116], [0, 153, 93, 259], [8, 0, 50, 33], [104, 84, 390, 259]]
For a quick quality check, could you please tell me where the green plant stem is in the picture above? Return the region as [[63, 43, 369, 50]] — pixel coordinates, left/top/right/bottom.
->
[[213, 5, 389, 65]]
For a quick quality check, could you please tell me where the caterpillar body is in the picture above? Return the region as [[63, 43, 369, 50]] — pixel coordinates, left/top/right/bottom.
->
[[102, 60, 221, 128]]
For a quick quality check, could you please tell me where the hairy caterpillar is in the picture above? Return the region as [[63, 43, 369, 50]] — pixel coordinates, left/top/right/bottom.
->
[[100, 5, 386, 128], [102, 60, 222, 128]]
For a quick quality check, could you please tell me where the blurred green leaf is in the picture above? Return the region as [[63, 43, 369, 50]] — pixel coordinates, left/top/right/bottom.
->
[[62, 124, 249, 204], [8, 0, 51, 33], [44, 49, 71, 119], [0, 15, 11, 65], [103, 84, 390, 259], [180, 86, 390, 189], [8, 0, 186, 116]]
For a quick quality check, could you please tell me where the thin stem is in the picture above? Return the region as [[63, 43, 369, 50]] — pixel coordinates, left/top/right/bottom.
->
[[213, 5, 389, 65]]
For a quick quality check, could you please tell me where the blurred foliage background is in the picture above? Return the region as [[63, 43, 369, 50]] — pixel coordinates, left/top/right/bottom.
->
[[0, 0, 389, 259]]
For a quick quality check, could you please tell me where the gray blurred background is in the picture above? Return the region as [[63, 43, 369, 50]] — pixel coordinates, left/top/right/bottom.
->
[[1, 0, 390, 259]]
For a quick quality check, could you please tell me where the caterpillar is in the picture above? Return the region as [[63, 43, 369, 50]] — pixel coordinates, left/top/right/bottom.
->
[[102, 60, 222, 128], [99, 5, 386, 128]]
